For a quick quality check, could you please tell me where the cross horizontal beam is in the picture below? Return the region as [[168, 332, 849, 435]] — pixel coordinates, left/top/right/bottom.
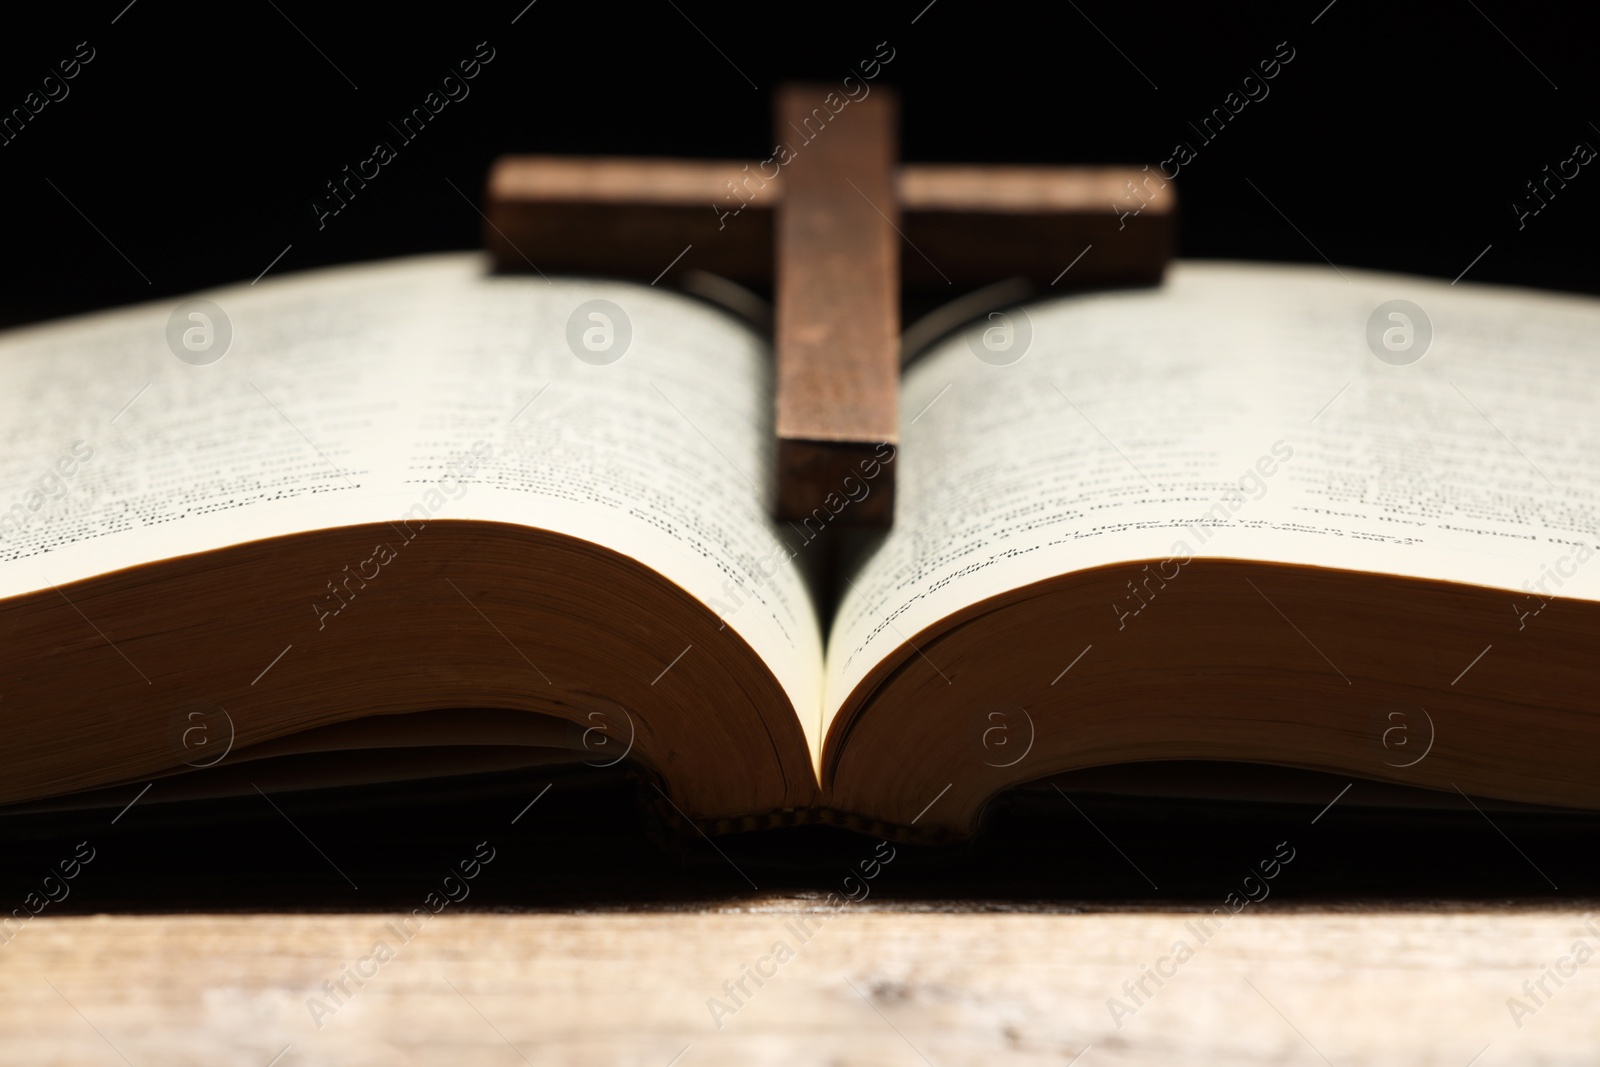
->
[[484, 157, 1175, 290]]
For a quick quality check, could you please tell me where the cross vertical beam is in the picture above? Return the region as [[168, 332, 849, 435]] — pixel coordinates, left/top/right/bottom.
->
[[772, 85, 899, 525]]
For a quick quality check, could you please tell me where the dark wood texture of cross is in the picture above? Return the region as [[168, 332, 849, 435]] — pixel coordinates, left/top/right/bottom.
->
[[482, 85, 1175, 527]]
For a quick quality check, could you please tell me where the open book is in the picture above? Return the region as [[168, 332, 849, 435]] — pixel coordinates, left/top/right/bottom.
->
[[2, 254, 1597, 839]]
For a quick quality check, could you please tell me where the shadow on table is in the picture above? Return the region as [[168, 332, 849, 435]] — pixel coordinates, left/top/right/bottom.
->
[[0, 764, 1593, 914]]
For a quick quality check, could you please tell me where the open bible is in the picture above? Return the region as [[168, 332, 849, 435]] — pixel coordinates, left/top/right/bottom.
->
[[1, 254, 1597, 840]]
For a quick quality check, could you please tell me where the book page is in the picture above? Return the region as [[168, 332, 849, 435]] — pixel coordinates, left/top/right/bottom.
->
[[0, 255, 822, 740], [826, 262, 1600, 716]]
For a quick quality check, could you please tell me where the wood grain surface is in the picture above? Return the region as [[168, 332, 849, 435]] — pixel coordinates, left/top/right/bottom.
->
[[2, 907, 1593, 1065]]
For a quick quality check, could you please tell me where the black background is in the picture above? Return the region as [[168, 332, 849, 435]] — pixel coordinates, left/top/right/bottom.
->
[[2, 0, 1597, 325]]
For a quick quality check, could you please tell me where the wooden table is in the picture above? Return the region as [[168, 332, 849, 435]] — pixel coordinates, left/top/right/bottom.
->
[[4, 906, 1596, 1065]]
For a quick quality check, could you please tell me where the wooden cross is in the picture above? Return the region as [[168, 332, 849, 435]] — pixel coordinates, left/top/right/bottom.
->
[[482, 85, 1175, 527]]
